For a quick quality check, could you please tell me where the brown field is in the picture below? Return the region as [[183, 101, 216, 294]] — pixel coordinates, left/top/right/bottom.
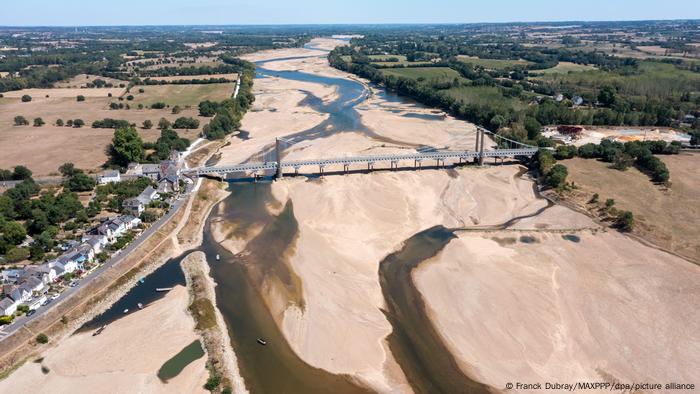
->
[[144, 73, 237, 82], [0, 94, 208, 175], [53, 74, 128, 89], [564, 153, 700, 262], [2, 87, 126, 99]]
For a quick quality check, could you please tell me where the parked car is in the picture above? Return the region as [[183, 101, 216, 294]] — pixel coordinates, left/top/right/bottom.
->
[[26, 310, 36, 317], [69, 281, 78, 288], [50, 293, 60, 300]]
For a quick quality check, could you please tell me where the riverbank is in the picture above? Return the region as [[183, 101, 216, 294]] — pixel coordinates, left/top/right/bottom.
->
[[181, 251, 246, 394], [0, 286, 208, 393]]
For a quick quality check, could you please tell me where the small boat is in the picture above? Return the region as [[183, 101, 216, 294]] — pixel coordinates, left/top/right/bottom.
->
[[256, 338, 267, 346], [123, 308, 129, 314], [156, 287, 173, 292], [216, 254, 220, 261], [92, 325, 107, 336], [139, 277, 145, 284], [137, 303, 143, 310]]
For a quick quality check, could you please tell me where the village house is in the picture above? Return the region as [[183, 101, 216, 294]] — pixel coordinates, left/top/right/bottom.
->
[[8, 286, 31, 304], [97, 170, 121, 185], [123, 186, 159, 216], [96, 215, 141, 243], [0, 297, 18, 316]]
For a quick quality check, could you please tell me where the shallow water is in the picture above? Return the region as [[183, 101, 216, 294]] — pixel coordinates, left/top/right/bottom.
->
[[157, 339, 205, 382]]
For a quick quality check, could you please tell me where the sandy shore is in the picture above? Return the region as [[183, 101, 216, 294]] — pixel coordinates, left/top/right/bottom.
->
[[0, 286, 208, 393], [415, 228, 700, 389]]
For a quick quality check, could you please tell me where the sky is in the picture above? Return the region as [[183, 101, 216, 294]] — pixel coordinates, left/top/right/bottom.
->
[[1, 0, 699, 26]]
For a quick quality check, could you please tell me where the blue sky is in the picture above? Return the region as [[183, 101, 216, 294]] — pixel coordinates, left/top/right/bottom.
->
[[1, 0, 698, 26]]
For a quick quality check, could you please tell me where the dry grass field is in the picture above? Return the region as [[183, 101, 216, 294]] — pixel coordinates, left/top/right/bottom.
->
[[2, 87, 126, 99], [129, 83, 235, 107], [53, 74, 128, 88], [0, 93, 209, 175], [144, 73, 237, 82], [564, 153, 700, 262]]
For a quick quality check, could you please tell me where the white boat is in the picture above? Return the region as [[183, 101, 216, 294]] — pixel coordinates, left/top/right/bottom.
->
[[137, 303, 143, 310], [123, 309, 129, 314], [216, 254, 220, 261]]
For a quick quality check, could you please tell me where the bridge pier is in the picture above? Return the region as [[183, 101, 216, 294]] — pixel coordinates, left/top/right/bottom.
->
[[367, 162, 374, 172], [294, 166, 299, 176], [343, 163, 349, 174], [275, 138, 283, 179], [479, 129, 485, 166], [415, 159, 422, 169], [390, 161, 398, 170], [319, 165, 325, 176], [474, 128, 481, 164]]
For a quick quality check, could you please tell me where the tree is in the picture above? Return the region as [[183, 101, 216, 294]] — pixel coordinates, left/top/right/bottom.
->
[[13, 116, 29, 126], [545, 164, 568, 188], [588, 193, 599, 204], [0, 315, 13, 325], [56, 119, 64, 126], [612, 152, 634, 171], [173, 117, 199, 129], [110, 126, 144, 166], [12, 165, 32, 180], [4, 221, 28, 244], [597, 85, 617, 107], [616, 211, 634, 232], [21, 95, 32, 102], [172, 105, 182, 114], [58, 162, 76, 177], [76, 95, 85, 102], [158, 118, 171, 130], [36, 333, 48, 344], [142, 120, 153, 129], [33, 117, 45, 127], [605, 198, 616, 210], [73, 119, 85, 128], [205, 374, 221, 391], [66, 119, 74, 127], [65, 172, 96, 192], [524, 117, 542, 140]]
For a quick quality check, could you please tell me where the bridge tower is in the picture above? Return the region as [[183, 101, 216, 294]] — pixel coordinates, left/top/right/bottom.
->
[[479, 128, 485, 166], [275, 138, 283, 179]]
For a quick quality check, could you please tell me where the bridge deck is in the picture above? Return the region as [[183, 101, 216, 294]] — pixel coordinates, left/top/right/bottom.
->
[[186, 148, 538, 176]]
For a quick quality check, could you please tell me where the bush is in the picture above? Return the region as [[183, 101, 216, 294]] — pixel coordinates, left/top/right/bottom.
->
[[56, 119, 64, 127], [0, 315, 13, 325], [73, 119, 85, 128], [545, 164, 568, 188], [616, 211, 634, 232], [21, 95, 32, 102], [76, 95, 85, 102], [172, 105, 182, 114], [126, 95, 134, 101], [151, 102, 166, 109], [13, 116, 29, 126], [33, 117, 45, 127], [173, 117, 199, 129], [204, 374, 221, 391], [36, 333, 48, 344], [143, 120, 153, 129]]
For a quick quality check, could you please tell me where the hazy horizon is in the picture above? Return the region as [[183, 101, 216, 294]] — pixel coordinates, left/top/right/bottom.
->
[[1, 0, 699, 26]]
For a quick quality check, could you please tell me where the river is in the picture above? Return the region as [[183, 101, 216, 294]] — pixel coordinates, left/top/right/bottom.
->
[[85, 41, 493, 393]]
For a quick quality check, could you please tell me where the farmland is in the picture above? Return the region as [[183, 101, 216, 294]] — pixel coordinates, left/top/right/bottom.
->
[[128, 83, 235, 107], [457, 55, 532, 70], [382, 67, 460, 83], [530, 61, 598, 75], [142, 73, 237, 82]]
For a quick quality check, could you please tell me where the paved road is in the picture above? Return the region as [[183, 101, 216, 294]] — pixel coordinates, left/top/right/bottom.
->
[[0, 183, 193, 341]]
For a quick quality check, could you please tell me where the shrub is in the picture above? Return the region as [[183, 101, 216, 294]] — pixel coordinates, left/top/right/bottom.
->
[[13, 116, 29, 126], [33, 117, 45, 127], [73, 119, 85, 128], [126, 95, 134, 101], [56, 119, 64, 126], [204, 374, 221, 391], [173, 117, 199, 129], [76, 95, 85, 102], [0, 315, 13, 325], [616, 210, 634, 232], [21, 95, 32, 102], [172, 105, 182, 114], [36, 333, 48, 344], [143, 120, 153, 129], [151, 102, 166, 109]]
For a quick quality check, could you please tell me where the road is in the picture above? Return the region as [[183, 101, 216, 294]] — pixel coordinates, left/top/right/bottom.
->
[[0, 183, 193, 341]]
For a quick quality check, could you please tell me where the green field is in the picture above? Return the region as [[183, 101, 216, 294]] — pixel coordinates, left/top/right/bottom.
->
[[443, 85, 528, 111], [382, 67, 461, 83], [531, 61, 598, 75], [129, 83, 235, 107], [457, 56, 532, 70], [536, 61, 700, 98]]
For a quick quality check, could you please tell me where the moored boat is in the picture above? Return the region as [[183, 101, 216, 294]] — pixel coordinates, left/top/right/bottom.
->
[[256, 338, 267, 346]]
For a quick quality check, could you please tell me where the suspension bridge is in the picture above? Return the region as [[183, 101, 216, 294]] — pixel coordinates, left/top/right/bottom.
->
[[183, 128, 539, 179]]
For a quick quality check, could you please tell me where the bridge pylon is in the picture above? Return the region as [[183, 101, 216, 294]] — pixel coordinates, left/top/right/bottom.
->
[[275, 138, 283, 179]]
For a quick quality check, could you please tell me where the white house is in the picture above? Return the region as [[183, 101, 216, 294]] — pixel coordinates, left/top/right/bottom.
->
[[22, 277, 46, 295], [123, 186, 159, 216], [98, 170, 121, 185], [83, 234, 108, 255], [9, 286, 31, 303], [28, 295, 47, 311], [0, 297, 19, 316]]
